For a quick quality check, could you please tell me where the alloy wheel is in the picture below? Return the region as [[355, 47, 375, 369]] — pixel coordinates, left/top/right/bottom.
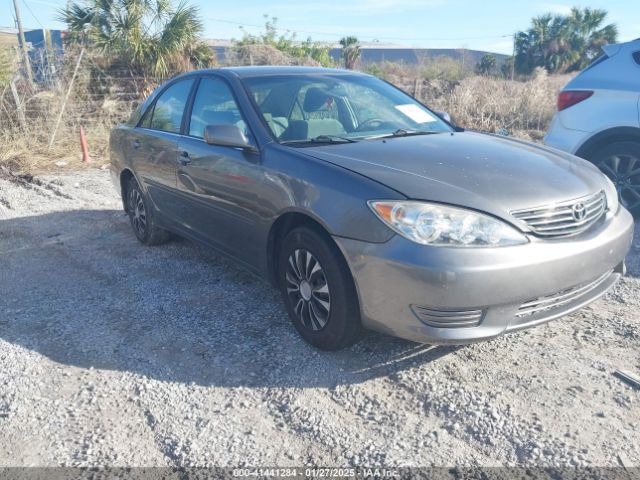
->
[[598, 154, 640, 211], [129, 188, 147, 237], [285, 249, 331, 331]]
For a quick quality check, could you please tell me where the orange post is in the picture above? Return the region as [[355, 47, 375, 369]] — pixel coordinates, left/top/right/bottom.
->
[[80, 126, 91, 163]]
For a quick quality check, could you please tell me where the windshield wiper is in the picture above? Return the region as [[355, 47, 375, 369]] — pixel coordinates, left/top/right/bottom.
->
[[366, 129, 442, 140], [282, 135, 357, 145]]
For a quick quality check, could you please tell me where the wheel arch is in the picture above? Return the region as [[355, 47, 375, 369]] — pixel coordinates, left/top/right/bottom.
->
[[266, 210, 341, 286], [576, 126, 640, 159], [119, 168, 136, 213]]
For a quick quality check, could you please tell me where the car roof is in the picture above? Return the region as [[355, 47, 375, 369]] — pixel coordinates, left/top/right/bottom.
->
[[191, 66, 369, 78], [564, 37, 640, 92]]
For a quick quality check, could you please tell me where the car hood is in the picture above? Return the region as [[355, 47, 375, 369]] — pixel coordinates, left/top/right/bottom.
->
[[301, 131, 609, 224]]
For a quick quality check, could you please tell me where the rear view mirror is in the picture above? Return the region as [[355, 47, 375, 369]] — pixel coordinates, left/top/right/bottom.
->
[[204, 124, 255, 151]]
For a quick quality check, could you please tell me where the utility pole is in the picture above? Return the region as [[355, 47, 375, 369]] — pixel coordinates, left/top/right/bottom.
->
[[511, 32, 516, 81], [13, 0, 34, 88]]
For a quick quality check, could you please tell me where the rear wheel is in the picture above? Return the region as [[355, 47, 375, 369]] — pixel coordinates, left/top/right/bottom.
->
[[588, 141, 640, 217], [278, 226, 362, 350], [126, 177, 171, 245]]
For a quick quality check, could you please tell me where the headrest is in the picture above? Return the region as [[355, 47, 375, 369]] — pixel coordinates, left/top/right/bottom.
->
[[303, 88, 332, 112]]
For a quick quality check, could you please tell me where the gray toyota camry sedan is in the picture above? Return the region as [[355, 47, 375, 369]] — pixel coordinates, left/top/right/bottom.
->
[[110, 66, 634, 350]]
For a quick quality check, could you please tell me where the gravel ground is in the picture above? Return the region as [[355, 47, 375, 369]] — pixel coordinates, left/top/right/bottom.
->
[[0, 168, 639, 469]]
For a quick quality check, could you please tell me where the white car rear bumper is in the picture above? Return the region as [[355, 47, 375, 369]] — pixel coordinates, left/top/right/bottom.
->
[[543, 114, 590, 155]]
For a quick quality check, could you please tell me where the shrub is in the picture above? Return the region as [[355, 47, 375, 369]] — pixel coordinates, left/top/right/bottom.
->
[[234, 16, 333, 67]]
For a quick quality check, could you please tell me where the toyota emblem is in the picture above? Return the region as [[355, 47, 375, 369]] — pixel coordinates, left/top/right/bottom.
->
[[572, 202, 587, 221]]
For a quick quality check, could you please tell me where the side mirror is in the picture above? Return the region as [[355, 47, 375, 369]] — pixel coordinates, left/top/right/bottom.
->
[[435, 111, 452, 123], [204, 124, 256, 151]]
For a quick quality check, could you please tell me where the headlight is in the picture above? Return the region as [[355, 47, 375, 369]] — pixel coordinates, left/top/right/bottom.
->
[[369, 201, 528, 247]]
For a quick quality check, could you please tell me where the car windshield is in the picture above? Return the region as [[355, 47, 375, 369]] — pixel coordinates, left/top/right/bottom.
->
[[241, 73, 452, 145]]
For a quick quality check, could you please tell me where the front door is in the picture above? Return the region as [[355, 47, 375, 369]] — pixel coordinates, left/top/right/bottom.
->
[[175, 76, 264, 267]]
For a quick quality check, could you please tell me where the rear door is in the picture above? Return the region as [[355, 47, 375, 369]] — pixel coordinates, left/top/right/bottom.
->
[[133, 78, 195, 219], [175, 76, 264, 266]]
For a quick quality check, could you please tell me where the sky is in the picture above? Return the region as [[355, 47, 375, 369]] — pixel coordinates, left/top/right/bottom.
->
[[2, 0, 639, 54]]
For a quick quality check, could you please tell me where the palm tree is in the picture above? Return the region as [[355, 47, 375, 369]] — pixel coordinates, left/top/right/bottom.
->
[[476, 54, 497, 75], [340, 36, 360, 70], [59, 0, 212, 81], [566, 7, 618, 70], [515, 7, 617, 74]]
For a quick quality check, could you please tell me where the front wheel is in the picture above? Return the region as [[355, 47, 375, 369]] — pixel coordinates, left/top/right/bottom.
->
[[278, 226, 362, 350], [588, 141, 640, 217]]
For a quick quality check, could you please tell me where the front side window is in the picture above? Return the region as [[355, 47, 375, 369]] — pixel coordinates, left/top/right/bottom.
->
[[189, 77, 248, 138], [242, 74, 452, 143], [148, 79, 194, 133]]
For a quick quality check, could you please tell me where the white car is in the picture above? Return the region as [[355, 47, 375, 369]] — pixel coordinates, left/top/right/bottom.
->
[[544, 38, 640, 216]]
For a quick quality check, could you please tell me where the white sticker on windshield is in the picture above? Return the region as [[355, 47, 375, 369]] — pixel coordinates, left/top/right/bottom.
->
[[395, 104, 436, 124]]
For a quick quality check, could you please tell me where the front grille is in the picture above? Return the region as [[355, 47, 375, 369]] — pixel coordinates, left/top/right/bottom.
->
[[516, 270, 613, 318], [411, 306, 484, 328], [511, 191, 606, 237]]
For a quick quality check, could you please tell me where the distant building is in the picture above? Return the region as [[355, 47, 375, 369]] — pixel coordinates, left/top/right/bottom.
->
[[329, 47, 507, 66], [23, 29, 64, 83], [1, 27, 65, 84], [207, 39, 507, 67]]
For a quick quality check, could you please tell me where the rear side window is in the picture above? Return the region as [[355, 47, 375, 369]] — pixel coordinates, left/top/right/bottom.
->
[[148, 79, 194, 133], [583, 54, 608, 72]]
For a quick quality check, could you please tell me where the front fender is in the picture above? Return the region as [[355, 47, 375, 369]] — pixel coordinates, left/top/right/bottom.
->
[[262, 145, 404, 244]]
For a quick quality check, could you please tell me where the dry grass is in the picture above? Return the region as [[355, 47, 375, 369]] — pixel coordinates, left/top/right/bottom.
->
[[442, 70, 572, 140], [1, 50, 141, 174], [0, 88, 121, 173], [0, 33, 18, 47], [389, 67, 572, 141]]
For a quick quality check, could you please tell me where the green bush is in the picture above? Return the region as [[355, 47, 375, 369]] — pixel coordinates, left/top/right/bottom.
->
[[365, 64, 387, 79], [236, 16, 334, 67], [421, 56, 472, 81]]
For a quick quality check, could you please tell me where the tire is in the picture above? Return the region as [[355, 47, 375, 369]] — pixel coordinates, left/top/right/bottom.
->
[[588, 141, 640, 217], [126, 177, 171, 246], [278, 226, 362, 350]]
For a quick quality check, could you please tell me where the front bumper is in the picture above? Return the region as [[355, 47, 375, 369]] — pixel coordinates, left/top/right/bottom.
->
[[334, 207, 634, 344]]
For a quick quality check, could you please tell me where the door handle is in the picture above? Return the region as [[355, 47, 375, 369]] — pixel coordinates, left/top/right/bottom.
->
[[179, 150, 191, 166], [132, 139, 141, 149]]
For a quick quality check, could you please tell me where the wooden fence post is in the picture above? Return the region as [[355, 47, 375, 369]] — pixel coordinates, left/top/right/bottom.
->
[[9, 79, 27, 133], [47, 48, 84, 152]]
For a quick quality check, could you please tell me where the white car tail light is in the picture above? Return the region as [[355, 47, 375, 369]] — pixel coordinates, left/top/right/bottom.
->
[[557, 90, 593, 111]]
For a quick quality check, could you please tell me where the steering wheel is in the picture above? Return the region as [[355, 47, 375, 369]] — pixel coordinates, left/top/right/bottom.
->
[[355, 118, 388, 132]]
